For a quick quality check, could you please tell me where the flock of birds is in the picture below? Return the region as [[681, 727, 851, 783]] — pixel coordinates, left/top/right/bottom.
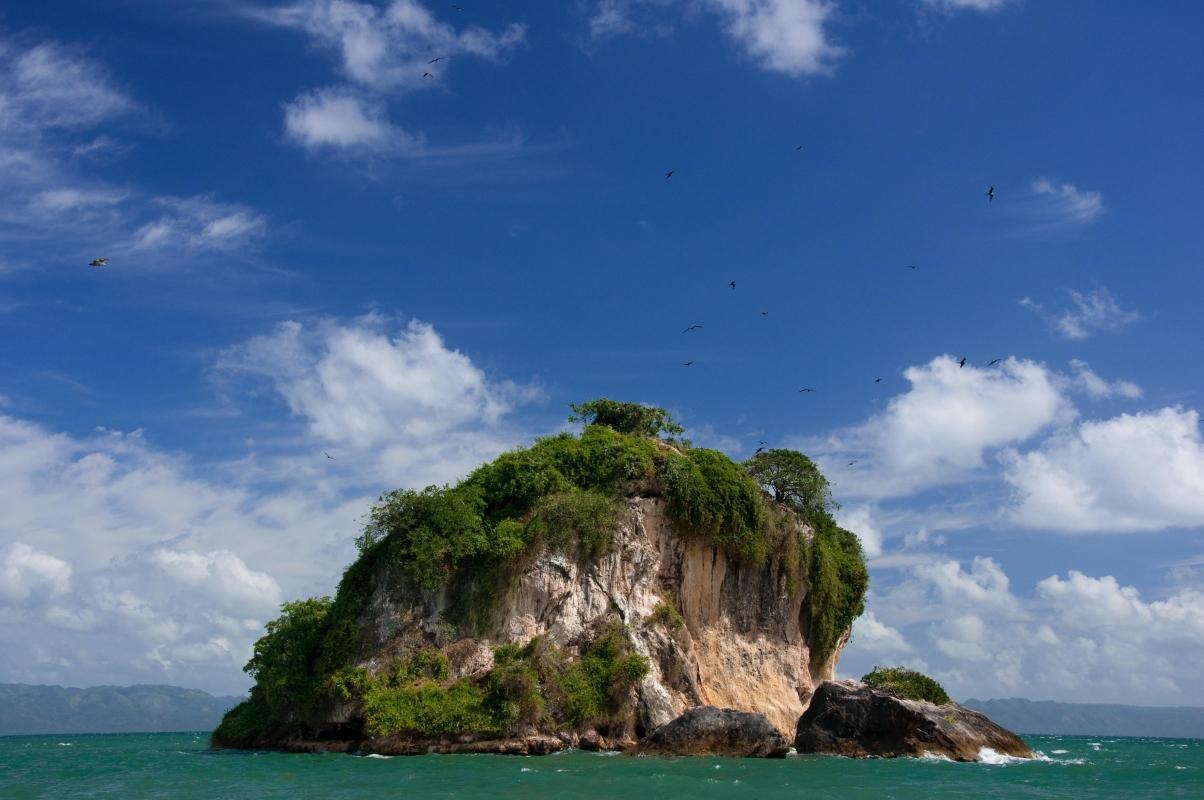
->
[[666, 183, 1002, 390]]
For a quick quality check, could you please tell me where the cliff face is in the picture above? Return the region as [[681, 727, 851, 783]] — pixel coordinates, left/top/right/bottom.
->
[[358, 497, 838, 740]]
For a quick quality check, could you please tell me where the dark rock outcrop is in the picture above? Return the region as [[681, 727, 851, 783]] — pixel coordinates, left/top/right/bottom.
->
[[633, 706, 789, 758], [794, 681, 1034, 762]]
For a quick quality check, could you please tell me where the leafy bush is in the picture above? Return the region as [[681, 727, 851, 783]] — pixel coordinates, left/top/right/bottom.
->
[[862, 666, 951, 705], [661, 448, 768, 560], [212, 695, 273, 747], [805, 510, 869, 664], [245, 597, 332, 714], [361, 679, 498, 737], [553, 623, 649, 727], [525, 489, 624, 560], [744, 449, 833, 515], [648, 595, 684, 631], [569, 398, 684, 438]]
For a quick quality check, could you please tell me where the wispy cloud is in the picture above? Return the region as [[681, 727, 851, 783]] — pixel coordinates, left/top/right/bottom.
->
[[1019, 288, 1141, 340], [1031, 177, 1105, 225], [283, 87, 422, 153], [920, 0, 1013, 12]]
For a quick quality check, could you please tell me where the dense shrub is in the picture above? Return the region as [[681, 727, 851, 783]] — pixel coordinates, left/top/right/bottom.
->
[[862, 666, 951, 705], [362, 679, 497, 737], [552, 623, 650, 727], [661, 448, 768, 559], [525, 489, 624, 560], [805, 510, 869, 664], [211, 695, 272, 746]]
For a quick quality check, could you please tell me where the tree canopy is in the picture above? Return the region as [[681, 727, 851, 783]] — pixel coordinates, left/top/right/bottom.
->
[[743, 448, 833, 514], [568, 398, 684, 439]]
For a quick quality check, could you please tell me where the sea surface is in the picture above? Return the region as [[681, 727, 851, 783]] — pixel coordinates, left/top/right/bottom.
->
[[1, 732, 1200, 799]]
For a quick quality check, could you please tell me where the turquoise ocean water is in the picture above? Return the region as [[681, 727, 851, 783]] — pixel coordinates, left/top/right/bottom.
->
[[1, 732, 1199, 799]]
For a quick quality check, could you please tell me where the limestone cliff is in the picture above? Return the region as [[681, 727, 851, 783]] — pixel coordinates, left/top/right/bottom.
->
[[359, 496, 836, 741]]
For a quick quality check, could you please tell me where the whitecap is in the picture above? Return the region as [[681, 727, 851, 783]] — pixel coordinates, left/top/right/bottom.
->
[[520, 767, 534, 773], [1050, 749, 1069, 754], [918, 752, 954, 763], [977, 747, 1043, 765], [56, 742, 73, 747], [365, 754, 391, 759]]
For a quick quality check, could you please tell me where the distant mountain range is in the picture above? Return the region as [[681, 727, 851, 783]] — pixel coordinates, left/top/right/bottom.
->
[[964, 698, 1204, 739], [0, 684, 245, 736]]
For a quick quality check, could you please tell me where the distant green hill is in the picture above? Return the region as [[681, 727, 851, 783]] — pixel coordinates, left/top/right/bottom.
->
[[0, 684, 245, 736], [964, 698, 1204, 739]]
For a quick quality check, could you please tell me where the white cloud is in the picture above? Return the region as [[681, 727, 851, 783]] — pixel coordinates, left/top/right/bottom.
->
[[131, 196, 267, 253], [849, 610, 911, 655], [0, 543, 72, 606], [1, 41, 136, 132], [218, 315, 536, 455], [922, 0, 1012, 11], [585, 0, 841, 77], [1067, 359, 1142, 400], [1020, 288, 1141, 340], [1004, 406, 1204, 533], [704, 0, 843, 76], [255, 0, 526, 91], [0, 315, 538, 691], [835, 505, 882, 558], [283, 87, 421, 153], [809, 355, 1073, 499], [1031, 178, 1105, 225], [844, 558, 1204, 704]]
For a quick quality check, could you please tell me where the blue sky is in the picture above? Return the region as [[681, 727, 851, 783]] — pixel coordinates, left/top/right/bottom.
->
[[1, 0, 1202, 704]]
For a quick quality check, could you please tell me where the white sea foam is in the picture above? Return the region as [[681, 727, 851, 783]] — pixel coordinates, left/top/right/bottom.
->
[[520, 767, 534, 772], [918, 752, 954, 763], [978, 747, 1041, 765], [1050, 749, 1069, 754], [364, 754, 391, 759]]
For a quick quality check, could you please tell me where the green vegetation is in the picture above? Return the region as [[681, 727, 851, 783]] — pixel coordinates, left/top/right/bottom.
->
[[805, 510, 869, 664], [743, 449, 833, 515], [862, 666, 952, 705], [647, 594, 684, 632], [568, 398, 684, 439], [344, 624, 648, 738], [215, 399, 869, 744], [212, 694, 273, 746]]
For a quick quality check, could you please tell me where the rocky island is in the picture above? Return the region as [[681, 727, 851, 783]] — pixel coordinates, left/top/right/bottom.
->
[[213, 399, 1026, 761]]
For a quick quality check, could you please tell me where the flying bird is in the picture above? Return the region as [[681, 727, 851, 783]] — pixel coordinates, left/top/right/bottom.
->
[[729, 281, 736, 289], [428, 57, 448, 63], [89, 258, 109, 267], [755, 446, 765, 455], [758, 441, 767, 446], [798, 388, 815, 393], [423, 71, 433, 78], [682, 360, 694, 367], [847, 460, 858, 467], [958, 357, 968, 368], [323, 451, 335, 460], [665, 170, 675, 179], [760, 310, 769, 315], [682, 324, 703, 333], [874, 377, 882, 383], [904, 264, 919, 270], [987, 358, 1002, 366], [795, 145, 803, 151], [986, 186, 996, 202]]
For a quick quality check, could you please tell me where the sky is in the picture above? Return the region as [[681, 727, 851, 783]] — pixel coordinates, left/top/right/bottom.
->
[[1, 0, 1202, 705]]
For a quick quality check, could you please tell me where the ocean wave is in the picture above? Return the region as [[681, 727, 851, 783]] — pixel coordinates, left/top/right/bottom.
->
[[364, 754, 391, 759]]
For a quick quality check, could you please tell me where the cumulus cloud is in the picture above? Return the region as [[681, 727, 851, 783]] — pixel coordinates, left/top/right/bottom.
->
[[255, 0, 526, 90], [1004, 407, 1204, 533], [836, 505, 883, 558], [808, 355, 1073, 499], [0, 543, 72, 606], [844, 557, 1204, 704], [584, 0, 842, 77], [1020, 288, 1141, 340], [0, 315, 538, 690], [283, 87, 421, 153], [705, 0, 843, 76], [217, 314, 538, 462]]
